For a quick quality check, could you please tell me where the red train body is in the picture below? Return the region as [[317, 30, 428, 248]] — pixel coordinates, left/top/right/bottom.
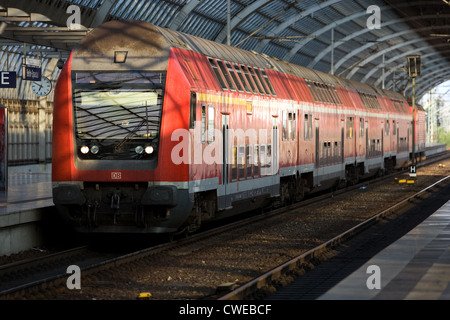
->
[[52, 20, 426, 233]]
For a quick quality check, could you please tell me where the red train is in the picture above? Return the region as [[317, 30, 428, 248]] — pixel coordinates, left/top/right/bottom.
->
[[52, 20, 426, 234]]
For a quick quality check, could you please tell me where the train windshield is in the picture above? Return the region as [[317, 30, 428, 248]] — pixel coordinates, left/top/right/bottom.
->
[[72, 71, 165, 160]]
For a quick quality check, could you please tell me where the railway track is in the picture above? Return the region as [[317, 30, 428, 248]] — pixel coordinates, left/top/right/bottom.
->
[[1, 151, 449, 300], [219, 174, 450, 300]]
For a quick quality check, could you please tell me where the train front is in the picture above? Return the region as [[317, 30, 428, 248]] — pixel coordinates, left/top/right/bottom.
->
[[52, 21, 193, 233]]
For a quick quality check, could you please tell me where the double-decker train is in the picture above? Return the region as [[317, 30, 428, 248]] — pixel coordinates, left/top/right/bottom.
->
[[52, 20, 426, 234]]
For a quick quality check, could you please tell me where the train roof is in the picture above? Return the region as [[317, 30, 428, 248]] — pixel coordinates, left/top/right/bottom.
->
[[73, 20, 408, 103]]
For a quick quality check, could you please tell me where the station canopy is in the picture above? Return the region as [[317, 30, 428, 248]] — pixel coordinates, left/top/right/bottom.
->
[[1, 0, 450, 101]]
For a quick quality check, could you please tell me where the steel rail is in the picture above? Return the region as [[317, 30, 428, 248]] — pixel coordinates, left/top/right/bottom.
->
[[219, 174, 450, 300]]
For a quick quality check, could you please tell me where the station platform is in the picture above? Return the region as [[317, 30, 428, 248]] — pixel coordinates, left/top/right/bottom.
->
[[318, 198, 450, 300], [0, 164, 53, 256]]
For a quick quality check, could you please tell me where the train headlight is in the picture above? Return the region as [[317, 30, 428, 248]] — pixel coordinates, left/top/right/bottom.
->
[[90, 145, 100, 154], [135, 146, 144, 154], [80, 146, 89, 154], [145, 146, 154, 154]]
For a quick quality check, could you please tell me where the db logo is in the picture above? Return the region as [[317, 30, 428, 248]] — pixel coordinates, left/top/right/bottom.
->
[[111, 172, 122, 179]]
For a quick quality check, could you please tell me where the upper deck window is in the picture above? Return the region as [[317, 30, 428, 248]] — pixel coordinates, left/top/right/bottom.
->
[[208, 58, 228, 90]]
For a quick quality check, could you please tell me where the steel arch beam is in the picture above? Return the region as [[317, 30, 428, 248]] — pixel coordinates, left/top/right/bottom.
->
[[307, 13, 450, 71], [338, 27, 445, 79], [214, 0, 275, 44], [283, 11, 367, 62], [378, 55, 449, 90], [252, 0, 342, 51], [367, 44, 450, 85], [168, 0, 202, 31]]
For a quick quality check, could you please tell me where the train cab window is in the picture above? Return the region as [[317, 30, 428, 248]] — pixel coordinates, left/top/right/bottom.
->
[[254, 145, 260, 177], [234, 63, 252, 93], [201, 105, 206, 144], [238, 146, 245, 179], [207, 105, 215, 143], [246, 145, 252, 178], [217, 60, 237, 91], [208, 58, 228, 91], [346, 117, 354, 138], [247, 66, 265, 95], [226, 62, 244, 92], [241, 65, 258, 94], [304, 113, 313, 140]]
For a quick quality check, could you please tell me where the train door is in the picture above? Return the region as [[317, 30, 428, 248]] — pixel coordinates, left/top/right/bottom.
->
[[272, 117, 278, 174], [222, 114, 231, 209], [341, 119, 345, 163], [272, 116, 279, 192], [315, 118, 319, 168], [366, 121, 369, 157]]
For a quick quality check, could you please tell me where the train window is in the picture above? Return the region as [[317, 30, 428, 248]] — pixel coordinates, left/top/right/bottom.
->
[[321, 84, 333, 104], [255, 68, 270, 96], [231, 146, 237, 181], [241, 65, 258, 94], [208, 105, 215, 143], [282, 111, 287, 141], [208, 58, 228, 90], [385, 120, 390, 136], [360, 118, 364, 137], [234, 63, 252, 93], [267, 145, 272, 168], [217, 60, 237, 91], [260, 145, 266, 168], [393, 120, 397, 135], [261, 70, 276, 96], [306, 81, 318, 102], [254, 145, 260, 177], [246, 145, 252, 178], [238, 146, 245, 179], [201, 105, 206, 144], [292, 112, 296, 140], [333, 87, 342, 104], [247, 67, 265, 95], [226, 62, 244, 92], [315, 82, 327, 103], [288, 112, 294, 140], [304, 114, 313, 140], [190, 92, 196, 129], [346, 117, 354, 138]]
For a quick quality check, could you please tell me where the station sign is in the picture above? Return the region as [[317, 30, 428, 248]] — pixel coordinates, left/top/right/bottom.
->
[[410, 165, 416, 177], [0, 71, 16, 88], [23, 57, 42, 81]]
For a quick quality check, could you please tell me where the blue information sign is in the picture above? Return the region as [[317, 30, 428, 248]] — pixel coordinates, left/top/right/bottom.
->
[[0, 71, 16, 88], [24, 65, 41, 81]]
